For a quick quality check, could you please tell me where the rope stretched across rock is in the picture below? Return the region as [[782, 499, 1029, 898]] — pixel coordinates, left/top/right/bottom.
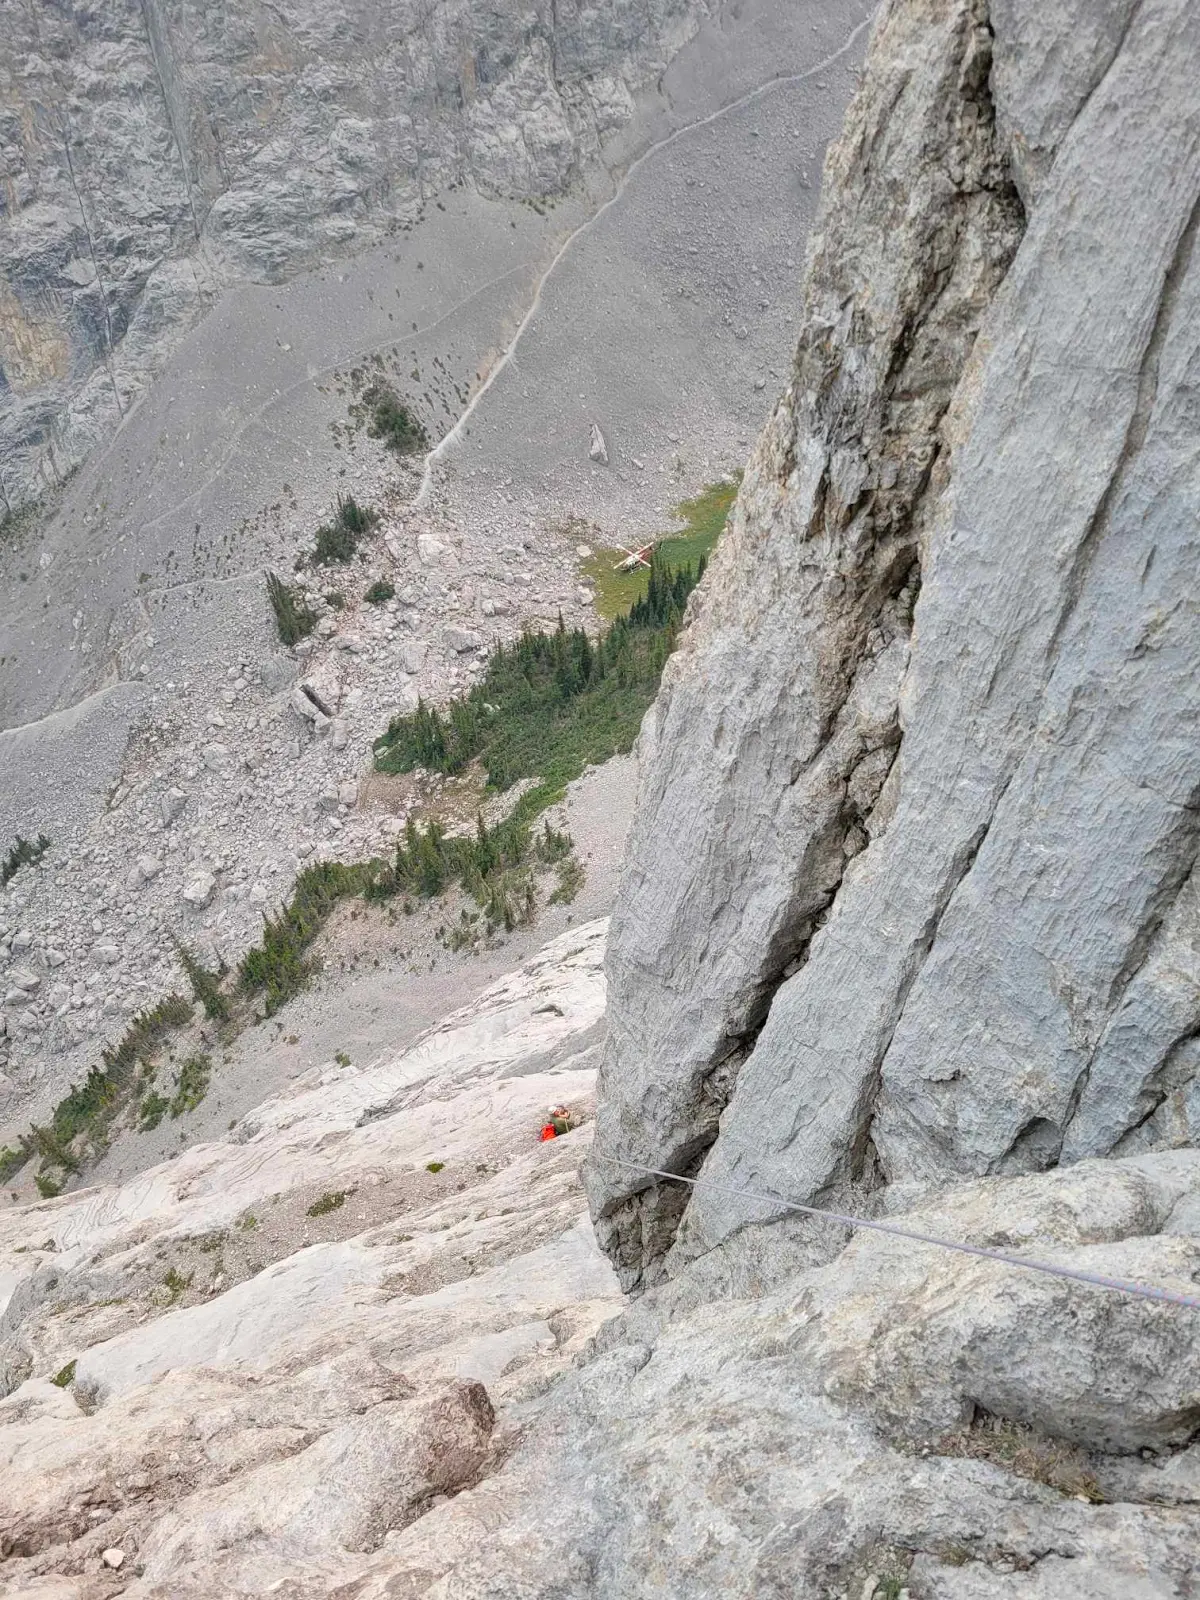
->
[[593, 1152, 1200, 1311]]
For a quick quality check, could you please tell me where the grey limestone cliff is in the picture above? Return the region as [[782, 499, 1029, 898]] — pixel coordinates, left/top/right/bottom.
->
[[0, 0, 711, 511], [588, 0, 1200, 1288]]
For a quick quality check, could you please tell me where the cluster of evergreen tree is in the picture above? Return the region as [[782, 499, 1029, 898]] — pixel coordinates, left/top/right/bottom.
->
[[626, 553, 705, 629], [369, 810, 569, 902], [238, 859, 371, 1015], [374, 548, 705, 790]]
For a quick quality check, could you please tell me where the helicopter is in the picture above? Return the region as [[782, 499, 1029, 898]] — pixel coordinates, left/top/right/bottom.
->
[[613, 542, 654, 573]]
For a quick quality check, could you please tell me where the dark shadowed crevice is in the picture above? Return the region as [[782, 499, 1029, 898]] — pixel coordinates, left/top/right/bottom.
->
[[700, 28, 1028, 1143]]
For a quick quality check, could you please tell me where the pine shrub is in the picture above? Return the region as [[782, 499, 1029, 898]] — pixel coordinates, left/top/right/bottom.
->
[[363, 382, 428, 456], [313, 495, 378, 564], [266, 572, 316, 645], [1, 833, 50, 887]]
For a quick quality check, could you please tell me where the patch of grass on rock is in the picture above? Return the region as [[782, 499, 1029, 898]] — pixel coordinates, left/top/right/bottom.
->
[[363, 382, 428, 456], [935, 1411, 1104, 1503]]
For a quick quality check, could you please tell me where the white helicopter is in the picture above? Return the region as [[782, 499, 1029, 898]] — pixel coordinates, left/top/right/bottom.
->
[[613, 542, 654, 573]]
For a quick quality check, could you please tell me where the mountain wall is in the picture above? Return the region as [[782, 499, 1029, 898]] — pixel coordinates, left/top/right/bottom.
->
[[0, 0, 711, 512], [5, 5, 1200, 1592], [588, 0, 1200, 1289]]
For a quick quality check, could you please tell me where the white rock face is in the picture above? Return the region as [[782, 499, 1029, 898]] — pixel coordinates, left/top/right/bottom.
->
[[587, 0, 1200, 1287], [0, 922, 621, 1592]]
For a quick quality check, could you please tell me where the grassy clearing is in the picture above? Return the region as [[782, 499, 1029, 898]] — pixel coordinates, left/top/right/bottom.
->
[[582, 475, 739, 619], [266, 572, 316, 646], [1, 833, 51, 888]]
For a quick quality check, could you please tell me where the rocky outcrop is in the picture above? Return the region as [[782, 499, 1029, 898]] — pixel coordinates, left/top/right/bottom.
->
[[0, 0, 712, 510], [201, 1150, 1200, 1598], [9, 994, 1200, 1596], [587, 0, 1200, 1288], [6, 3, 1200, 1594]]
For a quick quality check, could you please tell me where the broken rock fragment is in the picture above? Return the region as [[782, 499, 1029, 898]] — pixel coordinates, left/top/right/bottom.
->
[[181, 871, 217, 909]]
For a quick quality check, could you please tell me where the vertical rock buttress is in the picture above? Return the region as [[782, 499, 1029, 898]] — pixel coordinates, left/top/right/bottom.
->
[[588, 0, 1200, 1291]]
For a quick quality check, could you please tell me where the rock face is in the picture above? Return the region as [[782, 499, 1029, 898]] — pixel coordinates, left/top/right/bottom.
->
[[0, 921, 622, 1592], [0, 0, 712, 509], [587, 0, 1200, 1288], [5, 3, 1200, 1595], [368, 1153, 1200, 1600]]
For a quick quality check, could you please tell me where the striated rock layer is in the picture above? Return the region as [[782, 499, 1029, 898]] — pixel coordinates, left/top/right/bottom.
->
[[586, 0, 1200, 1288], [0, 0, 711, 509]]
